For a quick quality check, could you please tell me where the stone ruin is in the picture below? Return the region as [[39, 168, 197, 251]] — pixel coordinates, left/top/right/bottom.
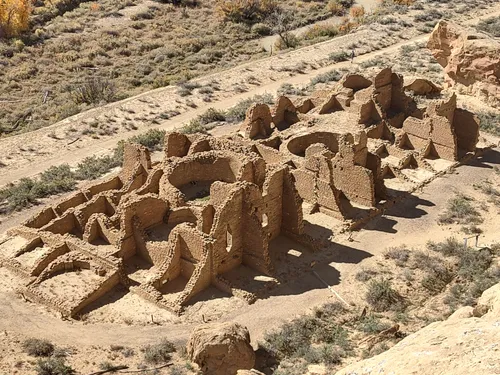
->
[[0, 68, 480, 318]]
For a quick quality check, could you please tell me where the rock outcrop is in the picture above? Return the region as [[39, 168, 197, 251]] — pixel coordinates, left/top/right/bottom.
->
[[404, 76, 442, 96], [187, 322, 255, 375], [428, 20, 500, 107], [336, 283, 500, 375]]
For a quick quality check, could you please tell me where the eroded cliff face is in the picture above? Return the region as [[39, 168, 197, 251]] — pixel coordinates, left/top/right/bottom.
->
[[428, 20, 500, 108], [336, 283, 500, 375]]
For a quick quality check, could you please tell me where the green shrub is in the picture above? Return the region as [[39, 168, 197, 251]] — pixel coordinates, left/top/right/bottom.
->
[[438, 194, 482, 225], [0, 165, 76, 213], [365, 279, 404, 312], [198, 108, 227, 124], [302, 24, 339, 41], [310, 69, 342, 85], [251, 22, 271, 35], [142, 338, 176, 364], [384, 245, 410, 266], [329, 51, 349, 62], [70, 78, 116, 105], [74, 155, 121, 180], [355, 268, 377, 282], [262, 305, 352, 362], [23, 338, 54, 357], [427, 237, 463, 257], [357, 314, 391, 334], [35, 357, 75, 375]]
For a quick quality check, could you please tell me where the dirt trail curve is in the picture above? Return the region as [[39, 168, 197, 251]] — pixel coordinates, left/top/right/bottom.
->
[[0, 7, 498, 189]]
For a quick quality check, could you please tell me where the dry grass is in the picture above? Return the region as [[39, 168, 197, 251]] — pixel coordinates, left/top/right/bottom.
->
[[0, 0, 337, 135]]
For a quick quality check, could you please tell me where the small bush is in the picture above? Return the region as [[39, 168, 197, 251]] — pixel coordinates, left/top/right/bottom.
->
[[127, 129, 166, 151], [427, 237, 463, 257], [355, 269, 377, 282], [74, 155, 121, 180], [365, 279, 404, 312], [251, 22, 271, 35], [302, 24, 339, 41], [0, 165, 77, 213], [142, 338, 176, 364], [310, 69, 342, 85], [263, 316, 318, 359], [35, 357, 75, 375], [198, 108, 226, 124], [313, 302, 346, 320], [70, 78, 116, 105], [327, 0, 347, 16], [438, 194, 482, 225], [384, 246, 410, 266], [215, 0, 278, 23], [329, 51, 349, 63], [476, 16, 500, 37], [357, 315, 391, 334], [23, 338, 54, 357]]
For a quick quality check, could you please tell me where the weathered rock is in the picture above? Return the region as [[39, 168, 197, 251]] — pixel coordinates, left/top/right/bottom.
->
[[428, 20, 500, 107], [336, 283, 500, 375], [239, 103, 273, 139], [187, 322, 255, 375], [404, 76, 442, 96]]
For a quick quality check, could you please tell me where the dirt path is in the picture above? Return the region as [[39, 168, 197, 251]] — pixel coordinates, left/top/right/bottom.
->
[[1, 148, 498, 348], [0, 5, 498, 189], [260, 0, 379, 51]]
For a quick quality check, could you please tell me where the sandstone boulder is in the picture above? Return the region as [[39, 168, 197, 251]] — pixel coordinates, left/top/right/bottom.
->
[[404, 77, 442, 96], [239, 103, 273, 139], [427, 20, 500, 107], [336, 282, 500, 375], [187, 322, 255, 375]]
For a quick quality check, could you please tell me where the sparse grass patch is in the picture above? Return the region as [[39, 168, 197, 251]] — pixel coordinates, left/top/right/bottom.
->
[[329, 51, 349, 63], [355, 268, 378, 282], [424, 238, 500, 306], [357, 314, 391, 334], [180, 107, 227, 134], [74, 155, 121, 180], [35, 357, 75, 375], [310, 69, 342, 85], [23, 338, 55, 357], [438, 194, 483, 225], [384, 245, 410, 267], [70, 78, 116, 105], [477, 111, 500, 136], [142, 338, 176, 365], [278, 83, 308, 96], [365, 279, 404, 312], [261, 302, 353, 366]]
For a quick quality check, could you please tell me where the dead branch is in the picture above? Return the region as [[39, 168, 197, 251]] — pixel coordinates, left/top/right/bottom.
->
[[67, 137, 80, 145], [87, 365, 128, 375], [118, 363, 172, 373]]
